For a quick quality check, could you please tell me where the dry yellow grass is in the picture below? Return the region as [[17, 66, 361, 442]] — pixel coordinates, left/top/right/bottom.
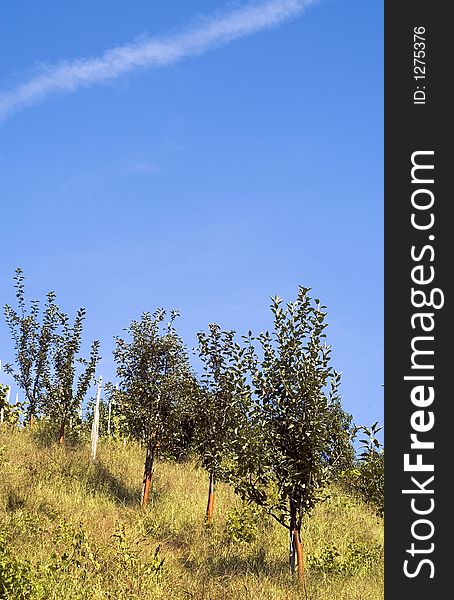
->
[[0, 426, 383, 599]]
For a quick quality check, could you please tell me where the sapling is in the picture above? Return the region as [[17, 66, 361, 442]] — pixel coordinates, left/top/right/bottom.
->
[[230, 287, 354, 586]]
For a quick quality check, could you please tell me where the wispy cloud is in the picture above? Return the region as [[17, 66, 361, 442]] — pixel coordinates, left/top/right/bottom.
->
[[0, 0, 316, 121], [128, 160, 160, 175]]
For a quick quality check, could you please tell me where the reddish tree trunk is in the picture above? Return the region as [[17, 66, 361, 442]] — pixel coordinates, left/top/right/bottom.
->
[[59, 420, 65, 445], [143, 471, 152, 507], [293, 528, 305, 586], [289, 497, 306, 587], [142, 445, 155, 508], [206, 471, 215, 524]]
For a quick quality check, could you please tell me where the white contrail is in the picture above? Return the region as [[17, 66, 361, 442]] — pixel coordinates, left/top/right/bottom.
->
[[0, 0, 317, 121]]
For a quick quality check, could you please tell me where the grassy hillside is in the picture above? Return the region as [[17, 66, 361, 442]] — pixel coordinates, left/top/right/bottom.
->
[[0, 426, 383, 600]]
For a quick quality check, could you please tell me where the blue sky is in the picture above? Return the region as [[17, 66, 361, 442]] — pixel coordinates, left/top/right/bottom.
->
[[0, 0, 383, 429]]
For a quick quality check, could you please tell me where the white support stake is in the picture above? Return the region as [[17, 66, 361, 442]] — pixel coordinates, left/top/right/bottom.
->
[[107, 400, 111, 436], [90, 376, 102, 462]]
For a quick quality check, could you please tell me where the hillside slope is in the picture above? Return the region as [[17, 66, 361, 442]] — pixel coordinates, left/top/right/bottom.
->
[[0, 427, 383, 600]]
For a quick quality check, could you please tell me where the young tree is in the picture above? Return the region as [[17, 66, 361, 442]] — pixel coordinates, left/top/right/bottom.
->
[[0, 385, 22, 426], [194, 324, 251, 524], [113, 310, 192, 507], [96, 382, 130, 441], [3, 269, 59, 426], [230, 287, 354, 586], [324, 371, 356, 475], [354, 422, 384, 516], [42, 307, 101, 444]]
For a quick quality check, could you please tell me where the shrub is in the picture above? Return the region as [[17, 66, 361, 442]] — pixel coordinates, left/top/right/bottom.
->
[[355, 423, 384, 516], [0, 530, 38, 600], [224, 504, 261, 544], [308, 541, 383, 575]]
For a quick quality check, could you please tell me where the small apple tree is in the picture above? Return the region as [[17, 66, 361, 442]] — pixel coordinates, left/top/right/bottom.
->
[[113, 309, 193, 507], [3, 268, 59, 426], [230, 287, 354, 586], [42, 307, 100, 444], [194, 324, 251, 524]]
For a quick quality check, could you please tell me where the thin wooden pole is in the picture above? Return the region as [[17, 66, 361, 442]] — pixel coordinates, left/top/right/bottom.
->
[[206, 471, 215, 524], [107, 382, 116, 436], [90, 376, 102, 462], [289, 496, 306, 591], [142, 444, 155, 508]]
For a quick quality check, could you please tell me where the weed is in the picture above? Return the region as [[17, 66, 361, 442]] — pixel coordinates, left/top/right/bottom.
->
[[0, 530, 39, 600], [224, 504, 261, 544], [308, 541, 383, 576]]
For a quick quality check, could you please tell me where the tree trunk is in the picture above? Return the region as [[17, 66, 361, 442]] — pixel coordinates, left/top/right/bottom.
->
[[289, 498, 297, 575], [29, 413, 35, 429], [293, 528, 305, 586], [289, 497, 305, 587], [59, 420, 66, 445], [205, 471, 215, 524], [142, 445, 155, 508]]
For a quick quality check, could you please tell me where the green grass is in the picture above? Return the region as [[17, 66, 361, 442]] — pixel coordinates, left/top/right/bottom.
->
[[0, 426, 383, 599]]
